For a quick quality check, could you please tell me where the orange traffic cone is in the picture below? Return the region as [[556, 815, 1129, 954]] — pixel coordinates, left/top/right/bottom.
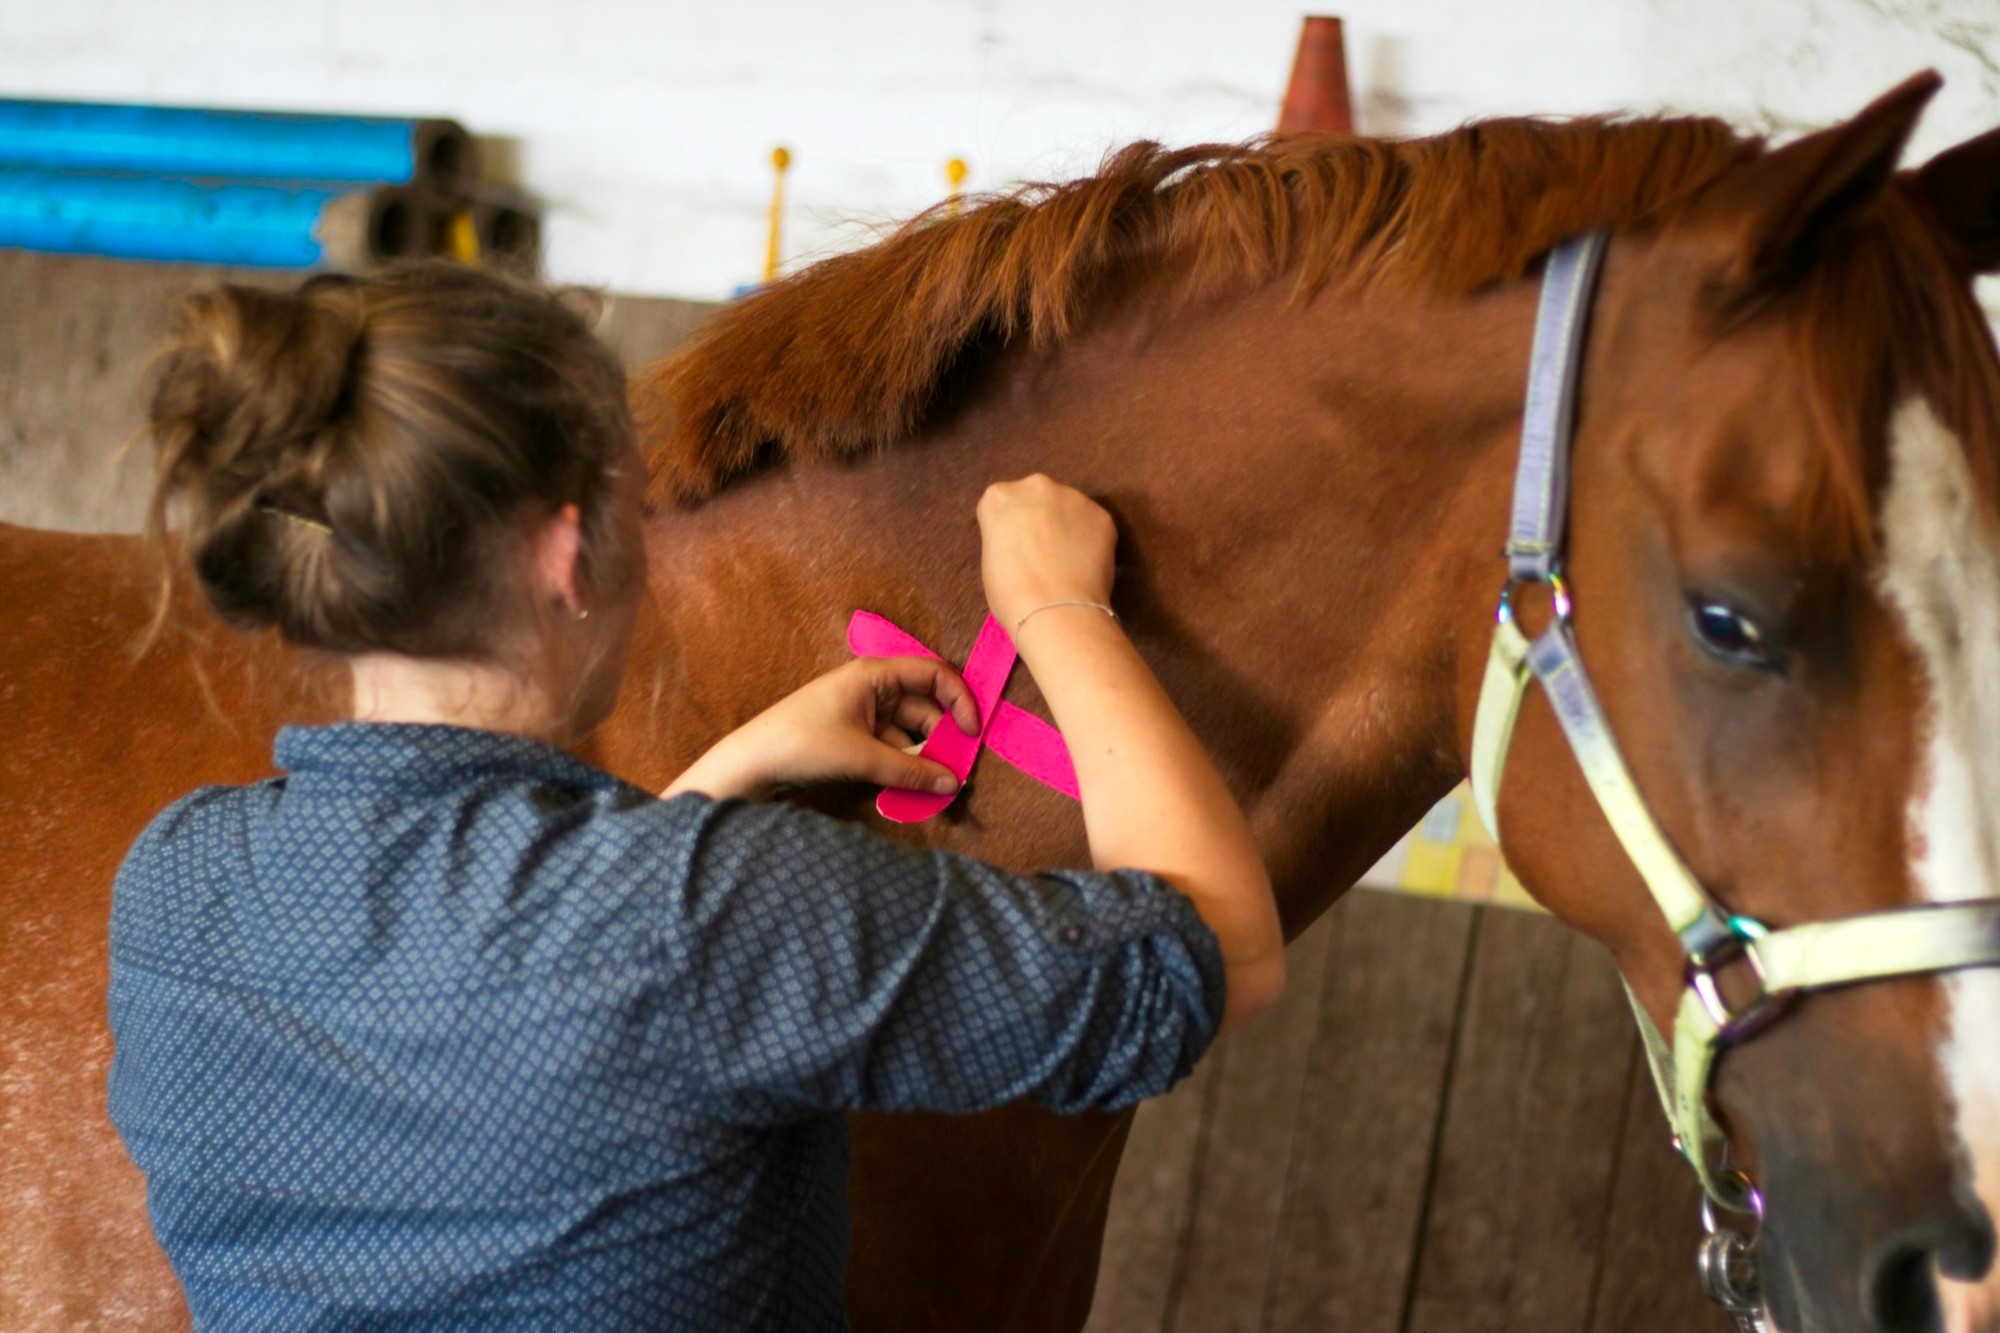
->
[[1277, 16, 1354, 134]]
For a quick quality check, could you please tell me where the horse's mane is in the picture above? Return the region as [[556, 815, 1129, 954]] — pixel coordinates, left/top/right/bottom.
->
[[636, 116, 1760, 505]]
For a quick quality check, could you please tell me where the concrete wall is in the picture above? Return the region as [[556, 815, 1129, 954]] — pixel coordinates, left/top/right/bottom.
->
[[1, 1, 1996, 300], [0, 250, 712, 532]]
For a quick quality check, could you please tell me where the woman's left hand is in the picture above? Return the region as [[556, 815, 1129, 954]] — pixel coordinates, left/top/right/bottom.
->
[[663, 657, 980, 802]]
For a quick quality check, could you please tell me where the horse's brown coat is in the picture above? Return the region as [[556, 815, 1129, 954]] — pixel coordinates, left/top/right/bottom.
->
[[7, 88, 2000, 1331]]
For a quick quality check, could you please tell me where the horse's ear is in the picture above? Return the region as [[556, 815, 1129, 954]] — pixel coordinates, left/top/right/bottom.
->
[[1701, 70, 1941, 296], [1910, 125, 2000, 274]]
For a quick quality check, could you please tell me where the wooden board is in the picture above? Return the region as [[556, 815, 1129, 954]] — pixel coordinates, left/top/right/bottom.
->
[[1400, 910, 1637, 1333], [1260, 891, 1480, 1332], [1168, 913, 1338, 1331], [1090, 893, 1739, 1333], [1084, 1042, 1222, 1331], [1589, 1057, 1736, 1333], [1089, 891, 1480, 1333]]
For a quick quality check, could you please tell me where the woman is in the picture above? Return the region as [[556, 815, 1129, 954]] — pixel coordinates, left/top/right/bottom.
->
[[108, 261, 1285, 1329]]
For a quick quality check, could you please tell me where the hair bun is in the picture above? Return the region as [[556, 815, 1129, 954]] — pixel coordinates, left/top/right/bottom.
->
[[146, 278, 367, 631], [143, 261, 635, 659], [154, 278, 366, 506]]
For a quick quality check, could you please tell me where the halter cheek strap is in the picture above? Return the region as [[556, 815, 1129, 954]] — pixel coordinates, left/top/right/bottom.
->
[[1467, 234, 2000, 1235], [1470, 233, 1736, 966]]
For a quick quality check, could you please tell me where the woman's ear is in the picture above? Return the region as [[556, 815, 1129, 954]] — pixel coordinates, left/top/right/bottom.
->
[[530, 503, 587, 617]]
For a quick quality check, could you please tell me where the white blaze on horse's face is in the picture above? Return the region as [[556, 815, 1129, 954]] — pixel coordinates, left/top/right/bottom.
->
[[1877, 397, 2000, 1330]]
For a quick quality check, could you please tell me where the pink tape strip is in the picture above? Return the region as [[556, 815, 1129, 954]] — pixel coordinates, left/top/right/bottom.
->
[[846, 610, 1081, 821], [985, 707, 1080, 799], [876, 615, 1014, 823]]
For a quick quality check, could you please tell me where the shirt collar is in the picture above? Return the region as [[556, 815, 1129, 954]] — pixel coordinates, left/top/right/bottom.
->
[[274, 722, 630, 794]]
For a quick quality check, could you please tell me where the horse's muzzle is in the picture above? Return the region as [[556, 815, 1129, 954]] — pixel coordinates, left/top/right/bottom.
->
[[1865, 1202, 1995, 1333]]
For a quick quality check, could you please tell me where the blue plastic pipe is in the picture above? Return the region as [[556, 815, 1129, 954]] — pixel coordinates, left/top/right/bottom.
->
[[0, 169, 410, 268], [0, 100, 469, 188]]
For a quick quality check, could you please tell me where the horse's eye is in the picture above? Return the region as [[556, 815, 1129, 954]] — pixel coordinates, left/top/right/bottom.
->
[[1686, 596, 1779, 671]]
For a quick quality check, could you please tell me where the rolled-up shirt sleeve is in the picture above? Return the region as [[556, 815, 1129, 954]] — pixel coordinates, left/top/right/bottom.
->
[[634, 796, 1226, 1118]]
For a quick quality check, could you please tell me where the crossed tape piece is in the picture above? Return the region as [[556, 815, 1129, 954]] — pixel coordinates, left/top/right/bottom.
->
[[846, 610, 1080, 823]]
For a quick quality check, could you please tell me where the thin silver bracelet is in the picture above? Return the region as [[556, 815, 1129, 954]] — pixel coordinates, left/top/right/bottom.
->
[[1012, 599, 1119, 640]]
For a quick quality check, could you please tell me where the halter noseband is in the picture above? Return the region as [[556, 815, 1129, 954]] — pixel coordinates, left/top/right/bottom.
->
[[1468, 232, 2000, 1326]]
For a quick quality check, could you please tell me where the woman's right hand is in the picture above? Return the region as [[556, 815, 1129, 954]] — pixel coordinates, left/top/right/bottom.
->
[[976, 475, 1117, 632]]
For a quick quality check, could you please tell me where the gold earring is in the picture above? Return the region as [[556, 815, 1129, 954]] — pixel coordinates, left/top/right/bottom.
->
[[576, 607, 590, 621]]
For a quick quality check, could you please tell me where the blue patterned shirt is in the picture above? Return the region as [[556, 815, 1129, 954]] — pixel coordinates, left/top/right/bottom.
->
[[106, 722, 1224, 1330]]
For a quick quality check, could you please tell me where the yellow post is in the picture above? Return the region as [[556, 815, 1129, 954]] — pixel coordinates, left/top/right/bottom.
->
[[764, 146, 792, 283], [446, 210, 480, 265], [945, 157, 968, 215]]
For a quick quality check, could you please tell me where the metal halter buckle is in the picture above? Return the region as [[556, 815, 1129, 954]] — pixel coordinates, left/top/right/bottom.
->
[[1688, 917, 1794, 1045], [1495, 569, 1573, 628]]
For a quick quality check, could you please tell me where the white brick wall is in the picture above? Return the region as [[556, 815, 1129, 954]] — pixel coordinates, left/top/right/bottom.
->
[[1, 0, 1996, 299]]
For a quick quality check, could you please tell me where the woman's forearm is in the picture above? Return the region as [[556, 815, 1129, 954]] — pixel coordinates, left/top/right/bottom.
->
[[661, 736, 767, 802], [1016, 607, 1285, 1033], [659, 657, 977, 804]]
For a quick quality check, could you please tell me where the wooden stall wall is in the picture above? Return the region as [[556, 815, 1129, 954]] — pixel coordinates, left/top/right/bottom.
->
[[1088, 895, 1730, 1333]]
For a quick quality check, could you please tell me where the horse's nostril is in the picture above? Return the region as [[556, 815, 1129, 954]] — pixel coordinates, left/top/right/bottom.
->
[[1867, 1208, 1995, 1333], [1868, 1241, 1942, 1333]]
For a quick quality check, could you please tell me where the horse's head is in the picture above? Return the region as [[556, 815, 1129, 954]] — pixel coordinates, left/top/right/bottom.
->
[[1481, 74, 2000, 1332]]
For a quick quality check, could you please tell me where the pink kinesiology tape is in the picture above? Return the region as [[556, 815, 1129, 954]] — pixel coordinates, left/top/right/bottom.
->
[[845, 610, 1081, 823]]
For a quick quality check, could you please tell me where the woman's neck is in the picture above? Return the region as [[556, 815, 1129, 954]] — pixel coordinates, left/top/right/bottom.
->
[[348, 652, 567, 744]]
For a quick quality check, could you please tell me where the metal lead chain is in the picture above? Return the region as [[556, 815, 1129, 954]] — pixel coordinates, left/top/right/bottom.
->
[[1699, 1168, 1767, 1331], [1698, 1226, 1767, 1331]]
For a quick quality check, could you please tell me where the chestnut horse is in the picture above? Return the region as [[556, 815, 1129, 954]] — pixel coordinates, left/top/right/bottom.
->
[[7, 73, 2000, 1333]]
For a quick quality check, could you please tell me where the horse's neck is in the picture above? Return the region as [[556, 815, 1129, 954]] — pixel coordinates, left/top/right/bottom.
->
[[625, 276, 1537, 933], [1039, 278, 1537, 929]]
